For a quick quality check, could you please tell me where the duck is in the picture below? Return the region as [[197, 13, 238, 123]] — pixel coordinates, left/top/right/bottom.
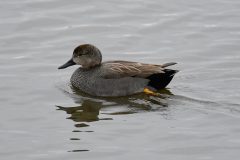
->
[[58, 44, 178, 97]]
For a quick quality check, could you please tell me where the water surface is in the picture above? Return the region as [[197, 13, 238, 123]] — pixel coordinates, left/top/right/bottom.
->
[[1, 0, 240, 159]]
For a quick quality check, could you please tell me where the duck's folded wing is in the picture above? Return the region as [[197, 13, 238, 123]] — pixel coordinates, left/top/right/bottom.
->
[[101, 61, 175, 79]]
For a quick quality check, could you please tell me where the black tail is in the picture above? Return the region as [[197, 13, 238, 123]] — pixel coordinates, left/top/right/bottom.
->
[[147, 69, 178, 90]]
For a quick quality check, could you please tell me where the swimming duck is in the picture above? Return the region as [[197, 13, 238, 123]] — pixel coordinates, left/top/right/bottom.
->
[[58, 44, 178, 97]]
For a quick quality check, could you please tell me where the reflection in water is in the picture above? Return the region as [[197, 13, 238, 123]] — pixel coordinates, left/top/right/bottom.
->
[[70, 138, 80, 140], [57, 84, 174, 127], [68, 150, 90, 152], [57, 100, 102, 122], [56, 85, 174, 152]]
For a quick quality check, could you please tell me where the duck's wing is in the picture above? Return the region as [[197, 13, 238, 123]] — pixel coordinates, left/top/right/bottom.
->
[[101, 60, 177, 79]]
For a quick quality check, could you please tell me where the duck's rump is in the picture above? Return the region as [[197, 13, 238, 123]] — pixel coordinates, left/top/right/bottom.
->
[[146, 69, 178, 90]]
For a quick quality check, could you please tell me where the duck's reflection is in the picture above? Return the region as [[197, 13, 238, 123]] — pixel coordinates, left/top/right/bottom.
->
[[57, 85, 173, 127], [56, 85, 174, 152], [57, 100, 102, 122]]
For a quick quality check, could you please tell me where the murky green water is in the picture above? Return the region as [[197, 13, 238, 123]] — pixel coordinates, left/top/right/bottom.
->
[[1, 0, 240, 159]]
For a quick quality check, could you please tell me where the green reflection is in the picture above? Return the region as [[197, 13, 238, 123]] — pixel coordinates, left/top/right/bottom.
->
[[56, 85, 174, 152], [57, 100, 101, 122], [57, 85, 173, 127]]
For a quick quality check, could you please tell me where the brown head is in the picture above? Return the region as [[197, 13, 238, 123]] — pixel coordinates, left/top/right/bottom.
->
[[58, 44, 102, 69]]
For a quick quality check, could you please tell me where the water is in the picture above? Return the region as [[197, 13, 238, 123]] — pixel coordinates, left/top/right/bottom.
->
[[1, 0, 240, 159]]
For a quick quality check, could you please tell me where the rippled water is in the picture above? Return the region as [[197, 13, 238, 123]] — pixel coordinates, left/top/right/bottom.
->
[[1, 0, 240, 159]]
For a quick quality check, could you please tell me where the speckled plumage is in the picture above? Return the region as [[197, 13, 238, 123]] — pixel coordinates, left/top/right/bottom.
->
[[70, 65, 149, 97]]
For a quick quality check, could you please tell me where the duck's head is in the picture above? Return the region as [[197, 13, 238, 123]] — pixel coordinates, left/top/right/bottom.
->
[[58, 44, 102, 69]]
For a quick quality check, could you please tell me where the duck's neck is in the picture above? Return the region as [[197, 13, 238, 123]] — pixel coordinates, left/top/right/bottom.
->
[[81, 62, 101, 69]]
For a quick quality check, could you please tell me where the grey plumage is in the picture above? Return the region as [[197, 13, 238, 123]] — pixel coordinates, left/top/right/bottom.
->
[[71, 67, 149, 97], [59, 44, 178, 97]]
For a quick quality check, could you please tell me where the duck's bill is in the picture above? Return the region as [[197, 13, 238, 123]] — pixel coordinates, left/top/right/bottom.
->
[[58, 59, 76, 69]]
